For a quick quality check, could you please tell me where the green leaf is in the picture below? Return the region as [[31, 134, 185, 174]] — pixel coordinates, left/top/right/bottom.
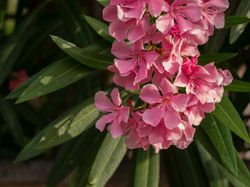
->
[[202, 114, 237, 174], [230, 1, 250, 44], [225, 80, 250, 92], [198, 53, 237, 64], [15, 99, 99, 162], [213, 96, 250, 143], [224, 16, 250, 29], [97, 0, 108, 6], [15, 57, 95, 103], [134, 148, 160, 187], [86, 133, 127, 187], [84, 15, 113, 42], [51, 35, 113, 69]]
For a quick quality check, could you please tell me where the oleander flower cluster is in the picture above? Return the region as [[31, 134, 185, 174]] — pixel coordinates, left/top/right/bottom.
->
[[94, 0, 233, 152]]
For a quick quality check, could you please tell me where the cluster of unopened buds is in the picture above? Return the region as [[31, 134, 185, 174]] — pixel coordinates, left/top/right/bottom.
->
[[95, 0, 233, 152]]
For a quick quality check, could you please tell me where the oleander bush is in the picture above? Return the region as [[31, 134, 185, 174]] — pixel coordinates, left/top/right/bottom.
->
[[1, 0, 250, 187]]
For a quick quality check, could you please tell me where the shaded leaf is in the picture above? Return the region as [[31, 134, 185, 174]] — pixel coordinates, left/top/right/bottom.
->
[[213, 96, 250, 143], [84, 15, 113, 42], [198, 53, 237, 64], [86, 133, 127, 187], [225, 80, 250, 92]]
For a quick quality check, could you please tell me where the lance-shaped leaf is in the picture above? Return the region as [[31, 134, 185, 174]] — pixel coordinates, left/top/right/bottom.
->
[[84, 15, 113, 42], [198, 53, 237, 64], [202, 114, 237, 174], [86, 133, 127, 187], [15, 57, 95, 103], [15, 99, 99, 162], [213, 96, 250, 143], [134, 148, 160, 187], [225, 80, 250, 92], [51, 35, 113, 69], [230, 1, 250, 44], [224, 16, 250, 29]]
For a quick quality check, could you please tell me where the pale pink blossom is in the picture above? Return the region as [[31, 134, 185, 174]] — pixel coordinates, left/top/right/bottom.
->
[[95, 88, 130, 138], [140, 78, 189, 129]]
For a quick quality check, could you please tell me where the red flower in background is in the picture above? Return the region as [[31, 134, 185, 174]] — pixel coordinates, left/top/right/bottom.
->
[[8, 69, 28, 91]]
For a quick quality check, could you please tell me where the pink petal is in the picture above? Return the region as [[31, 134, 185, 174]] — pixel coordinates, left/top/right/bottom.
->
[[111, 88, 122, 106], [160, 78, 178, 96], [95, 91, 114, 112], [142, 107, 163, 127], [156, 14, 174, 34], [96, 114, 113, 132], [172, 94, 189, 112], [148, 0, 166, 17], [109, 119, 123, 138], [164, 111, 182, 129], [111, 41, 133, 59], [115, 59, 137, 76], [140, 84, 162, 104], [120, 106, 130, 123]]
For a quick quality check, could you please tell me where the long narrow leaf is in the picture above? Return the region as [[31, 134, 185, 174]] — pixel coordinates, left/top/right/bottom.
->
[[225, 80, 250, 92], [202, 114, 237, 174], [15, 99, 99, 162], [198, 53, 237, 64], [86, 133, 127, 187], [15, 57, 95, 103], [134, 148, 160, 187]]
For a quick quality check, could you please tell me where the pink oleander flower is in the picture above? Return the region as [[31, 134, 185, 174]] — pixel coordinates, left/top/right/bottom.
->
[[95, 88, 130, 138], [156, 0, 202, 35], [140, 78, 189, 129], [199, 0, 229, 35], [174, 57, 233, 104], [123, 110, 195, 152], [103, 1, 148, 42], [110, 41, 159, 89]]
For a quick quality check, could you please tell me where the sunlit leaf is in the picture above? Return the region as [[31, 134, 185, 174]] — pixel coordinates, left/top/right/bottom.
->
[[15, 57, 95, 103], [86, 133, 126, 187], [15, 99, 99, 162], [134, 148, 160, 187]]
